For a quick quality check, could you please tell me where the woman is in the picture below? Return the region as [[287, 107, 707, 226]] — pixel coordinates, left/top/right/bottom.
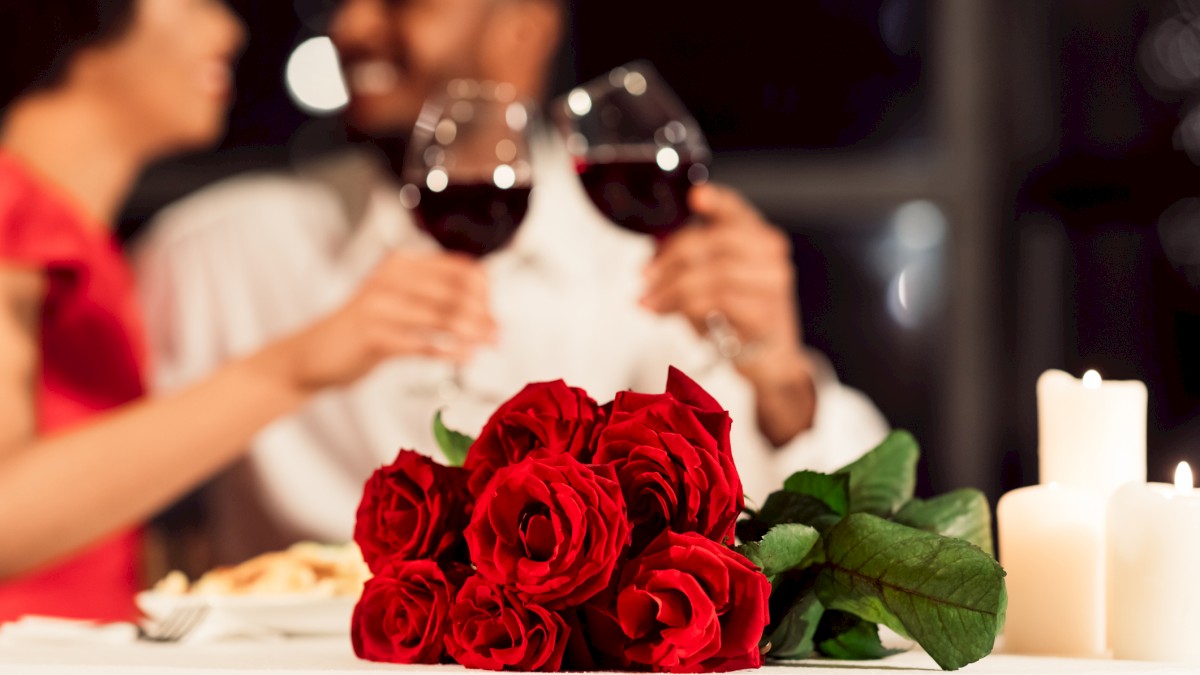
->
[[0, 0, 489, 622]]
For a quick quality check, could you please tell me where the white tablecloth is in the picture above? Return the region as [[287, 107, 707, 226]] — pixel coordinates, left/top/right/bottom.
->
[[1, 637, 1197, 675]]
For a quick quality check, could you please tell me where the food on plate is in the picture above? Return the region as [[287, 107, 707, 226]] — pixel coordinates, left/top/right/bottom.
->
[[152, 542, 370, 598]]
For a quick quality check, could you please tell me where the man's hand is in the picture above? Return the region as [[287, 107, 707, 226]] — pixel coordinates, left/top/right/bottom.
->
[[641, 183, 816, 445], [279, 251, 497, 391]]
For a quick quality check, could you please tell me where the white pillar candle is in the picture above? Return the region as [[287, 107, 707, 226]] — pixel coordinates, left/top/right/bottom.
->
[[997, 484, 1107, 657], [1108, 463, 1200, 663], [1037, 369, 1147, 499]]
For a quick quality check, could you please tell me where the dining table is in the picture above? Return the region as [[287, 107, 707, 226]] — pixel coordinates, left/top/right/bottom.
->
[[2, 636, 1198, 675]]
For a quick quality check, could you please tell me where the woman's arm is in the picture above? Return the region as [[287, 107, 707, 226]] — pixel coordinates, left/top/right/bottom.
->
[[0, 251, 494, 579], [0, 267, 38, 454]]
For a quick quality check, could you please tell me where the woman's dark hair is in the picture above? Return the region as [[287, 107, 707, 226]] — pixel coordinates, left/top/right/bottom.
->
[[0, 0, 137, 111]]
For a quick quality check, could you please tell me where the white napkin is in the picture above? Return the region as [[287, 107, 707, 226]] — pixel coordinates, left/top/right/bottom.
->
[[0, 616, 138, 646]]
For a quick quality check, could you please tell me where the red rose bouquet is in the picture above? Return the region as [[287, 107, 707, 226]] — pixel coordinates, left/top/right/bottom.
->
[[352, 368, 771, 672], [352, 369, 1007, 673]]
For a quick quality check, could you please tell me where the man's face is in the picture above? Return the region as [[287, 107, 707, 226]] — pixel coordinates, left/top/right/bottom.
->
[[329, 0, 492, 136]]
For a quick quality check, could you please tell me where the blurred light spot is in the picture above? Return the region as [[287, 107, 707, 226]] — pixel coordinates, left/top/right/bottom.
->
[[449, 79, 479, 99], [608, 67, 629, 88], [450, 100, 475, 123], [1142, 11, 1200, 93], [878, 0, 916, 56], [426, 168, 449, 192], [886, 260, 942, 329], [1177, 104, 1200, 165], [285, 37, 348, 114], [566, 133, 589, 155], [493, 82, 517, 102], [399, 184, 421, 209], [893, 200, 947, 250], [493, 164, 516, 189], [506, 103, 528, 131], [624, 71, 648, 96], [496, 139, 517, 162], [567, 89, 593, 116], [888, 266, 917, 328], [1082, 369, 1102, 389], [435, 119, 457, 145], [423, 146, 445, 167], [1158, 198, 1200, 287], [688, 163, 709, 185], [656, 147, 680, 172], [664, 121, 688, 143]]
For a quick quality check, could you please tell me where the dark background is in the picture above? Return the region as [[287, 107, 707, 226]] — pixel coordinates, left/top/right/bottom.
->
[[121, 0, 1200, 506]]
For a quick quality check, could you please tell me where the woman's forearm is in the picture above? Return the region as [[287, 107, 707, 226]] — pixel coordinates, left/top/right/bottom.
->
[[0, 341, 309, 579]]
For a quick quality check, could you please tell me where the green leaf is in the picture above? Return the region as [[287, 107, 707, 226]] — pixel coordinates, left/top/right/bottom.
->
[[736, 524, 820, 583], [757, 491, 842, 534], [763, 593, 824, 660], [994, 580, 1008, 639], [814, 513, 1006, 671], [783, 471, 849, 517], [835, 430, 918, 516], [815, 612, 907, 660], [893, 489, 995, 557], [433, 411, 473, 467]]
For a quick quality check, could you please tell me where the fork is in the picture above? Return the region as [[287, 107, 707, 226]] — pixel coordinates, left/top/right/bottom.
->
[[140, 603, 210, 642]]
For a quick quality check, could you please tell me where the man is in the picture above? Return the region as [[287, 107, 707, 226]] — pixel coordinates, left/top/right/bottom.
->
[[136, 0, 888, 563]]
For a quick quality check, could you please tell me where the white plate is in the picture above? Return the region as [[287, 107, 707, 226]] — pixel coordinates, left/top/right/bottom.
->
[[136, 592, 356, 637]]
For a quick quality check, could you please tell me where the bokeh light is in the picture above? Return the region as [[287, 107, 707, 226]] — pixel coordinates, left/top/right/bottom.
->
[[284, 37, 349, 115]]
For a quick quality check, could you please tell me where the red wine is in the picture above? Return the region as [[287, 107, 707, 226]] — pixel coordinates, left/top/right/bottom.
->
[[413, 184, 531, 257], [577, 159, 705, 239]]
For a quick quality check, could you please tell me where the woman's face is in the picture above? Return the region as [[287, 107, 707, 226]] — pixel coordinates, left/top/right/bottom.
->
[[75, 0, 244, 155]]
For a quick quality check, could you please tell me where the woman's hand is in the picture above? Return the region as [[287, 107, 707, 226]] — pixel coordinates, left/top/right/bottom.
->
[[267, 251, 498, 392]]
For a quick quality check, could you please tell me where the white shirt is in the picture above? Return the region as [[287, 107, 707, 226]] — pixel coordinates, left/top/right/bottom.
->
[[134, 136, 889, 561]]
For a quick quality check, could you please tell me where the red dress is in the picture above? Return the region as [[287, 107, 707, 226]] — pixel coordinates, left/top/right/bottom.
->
[[0, 154, 145, 622]]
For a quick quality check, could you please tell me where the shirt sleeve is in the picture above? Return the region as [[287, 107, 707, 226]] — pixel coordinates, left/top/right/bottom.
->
[[0, 169, 88, 273], [769, 350, 891, 475], [133, 204, 238, 394], [132, 176, 350, 395]]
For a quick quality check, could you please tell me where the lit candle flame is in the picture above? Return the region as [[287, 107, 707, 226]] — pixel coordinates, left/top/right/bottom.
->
[[1082, 369, 1102, 390], [1176, 462, 1194, 495]]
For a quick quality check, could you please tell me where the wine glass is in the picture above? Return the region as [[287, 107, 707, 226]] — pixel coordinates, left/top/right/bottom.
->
[[399, 80, 534, 399], [553, 61, 745, 360]]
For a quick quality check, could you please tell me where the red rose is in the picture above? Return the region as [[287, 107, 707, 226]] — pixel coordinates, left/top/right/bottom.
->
[[590, 530, 771, 673], [354, 450, 471, 573], [464, 380, 604, 496], [446, 576, 571, 671], [465, 453, 630, 609], [351, 559, 468, 664], [593, 367, 743, 550]]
